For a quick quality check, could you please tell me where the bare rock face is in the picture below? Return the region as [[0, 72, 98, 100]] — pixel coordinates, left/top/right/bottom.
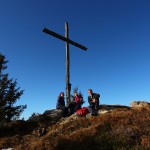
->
[[130, 101, 150, 108]]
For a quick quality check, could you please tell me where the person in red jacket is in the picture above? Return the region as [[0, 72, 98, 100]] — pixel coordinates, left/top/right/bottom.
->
[[73, 92, 84, 111]]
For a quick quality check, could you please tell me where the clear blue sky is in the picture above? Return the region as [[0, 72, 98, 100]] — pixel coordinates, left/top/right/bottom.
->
[[0, 0, 150, 120]]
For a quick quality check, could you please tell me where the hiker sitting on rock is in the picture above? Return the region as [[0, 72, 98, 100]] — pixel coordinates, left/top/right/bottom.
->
[[87, 89, 100, 116], [73, 92, 84, 111], [56, 92, 68, 117], [67, 92, 84, 115]]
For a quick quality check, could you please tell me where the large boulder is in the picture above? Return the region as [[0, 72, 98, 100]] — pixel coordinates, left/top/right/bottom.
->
[[28, 109, 63, 123], [130, 101, 150, 108], [99, 104, 130, 110], [43, 109, 63, 120]]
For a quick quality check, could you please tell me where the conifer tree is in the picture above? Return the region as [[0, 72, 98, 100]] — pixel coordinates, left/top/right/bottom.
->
[[0, 54, 26, 123]]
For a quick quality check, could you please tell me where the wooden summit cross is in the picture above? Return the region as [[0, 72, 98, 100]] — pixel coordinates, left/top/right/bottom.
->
[[43, 22, 87, 106]]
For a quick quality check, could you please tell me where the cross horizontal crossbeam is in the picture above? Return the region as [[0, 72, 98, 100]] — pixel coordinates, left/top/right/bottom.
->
[[43, 28, 87, 51]]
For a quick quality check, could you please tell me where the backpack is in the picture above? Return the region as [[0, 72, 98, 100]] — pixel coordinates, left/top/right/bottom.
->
[[76, 107, 89, 117]]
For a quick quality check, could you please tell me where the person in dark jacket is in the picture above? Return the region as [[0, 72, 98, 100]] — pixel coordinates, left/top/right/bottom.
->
[[87, 89, 100, 116], [56, 92, 68, 117]]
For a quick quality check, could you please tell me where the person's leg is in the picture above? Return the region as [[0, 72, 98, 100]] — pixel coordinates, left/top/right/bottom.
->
[[62, 106, 68, 117], [87, 105, 92, 114], [68, 102, 75, 115], [90, 104, 98, 116], [75, 103, 81, 112]]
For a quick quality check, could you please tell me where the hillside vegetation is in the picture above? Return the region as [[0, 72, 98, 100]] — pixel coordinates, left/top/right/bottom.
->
[[0, 107, 150, 150]]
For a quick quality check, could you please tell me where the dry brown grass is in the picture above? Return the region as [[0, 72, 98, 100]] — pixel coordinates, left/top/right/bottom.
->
[[0, 107, 150, 150]]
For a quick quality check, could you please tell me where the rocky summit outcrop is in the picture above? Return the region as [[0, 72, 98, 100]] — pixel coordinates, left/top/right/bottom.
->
[[28, 104, 130, 125], [23, 104, 128, 136], [28, 102, 150, 125]]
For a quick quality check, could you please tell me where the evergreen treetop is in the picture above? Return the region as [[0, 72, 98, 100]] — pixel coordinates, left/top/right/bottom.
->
[[0, 53, 27, 123]]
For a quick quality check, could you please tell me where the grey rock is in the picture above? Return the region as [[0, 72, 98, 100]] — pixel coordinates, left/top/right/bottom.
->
[[130, 101, 150, 108]]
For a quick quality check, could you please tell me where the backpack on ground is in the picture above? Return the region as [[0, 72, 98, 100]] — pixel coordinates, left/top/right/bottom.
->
[[76, 107, 89, 117]]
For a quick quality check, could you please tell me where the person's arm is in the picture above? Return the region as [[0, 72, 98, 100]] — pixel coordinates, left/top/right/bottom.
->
[[56, 97, 61, 109], [93, 93, 100, 106], [92, 93, 100, 103], [56, 103, 60, 109], [88, 96, 93, 105]]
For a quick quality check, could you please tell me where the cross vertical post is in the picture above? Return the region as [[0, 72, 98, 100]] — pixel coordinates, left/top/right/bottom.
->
[[42, 22, 87, 106], [65, 22, 70, 106]]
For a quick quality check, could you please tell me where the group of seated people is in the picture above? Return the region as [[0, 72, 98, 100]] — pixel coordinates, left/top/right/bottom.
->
[[56, 89, 100, 117]]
